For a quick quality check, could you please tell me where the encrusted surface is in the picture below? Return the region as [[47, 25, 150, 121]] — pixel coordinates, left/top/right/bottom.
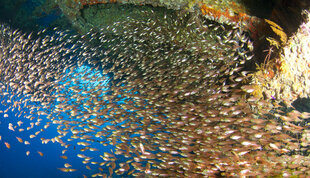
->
[[55, 0, 261, 35], [252, 11, 310, 104]]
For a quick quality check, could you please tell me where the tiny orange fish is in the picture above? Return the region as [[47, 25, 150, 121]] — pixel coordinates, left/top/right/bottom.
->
[[86, 165, 91, 170], [60, 155, 68, 159], [58, 168, 77, 172], [16, 137, 23, 143], [37, 151, 44, 157], [64, 163, 72, 168], [4, 142, 10, 149]]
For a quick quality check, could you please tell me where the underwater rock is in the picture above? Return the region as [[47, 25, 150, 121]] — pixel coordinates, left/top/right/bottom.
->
[[0, 0, 71, 32], [55, 0, 263, 36], [252, 10, 310, 105]]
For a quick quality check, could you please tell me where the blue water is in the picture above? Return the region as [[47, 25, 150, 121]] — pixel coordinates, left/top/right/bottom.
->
[[0, 112, 85, 178], [0, 64, 114, 178], [0, 0, 114, 176]]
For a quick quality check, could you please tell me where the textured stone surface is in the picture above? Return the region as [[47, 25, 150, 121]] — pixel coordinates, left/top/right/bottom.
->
[[253, 11, 310, 105]]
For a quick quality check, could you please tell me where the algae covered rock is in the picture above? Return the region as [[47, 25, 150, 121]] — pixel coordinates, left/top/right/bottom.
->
[[252, 10, 310, 105]]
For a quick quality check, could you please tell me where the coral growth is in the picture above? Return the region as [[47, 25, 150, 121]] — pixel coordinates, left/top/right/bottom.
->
[[55, 0, 263, 39], [252, 10, 310, 104], [265, 19, 287, 46], [200, 3, 249, 23]]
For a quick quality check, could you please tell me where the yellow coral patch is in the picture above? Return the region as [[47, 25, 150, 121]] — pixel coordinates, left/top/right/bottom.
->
[[265, 19, 287, 45], [266, 37, 280, 49]]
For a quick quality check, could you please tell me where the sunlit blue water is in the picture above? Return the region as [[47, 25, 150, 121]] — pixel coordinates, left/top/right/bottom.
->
[[0, 0, 114, 176], [0, 64, 115, 178]]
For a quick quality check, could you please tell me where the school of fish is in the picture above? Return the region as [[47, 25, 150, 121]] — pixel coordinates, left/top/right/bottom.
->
[[0, 9, 310, 177]]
